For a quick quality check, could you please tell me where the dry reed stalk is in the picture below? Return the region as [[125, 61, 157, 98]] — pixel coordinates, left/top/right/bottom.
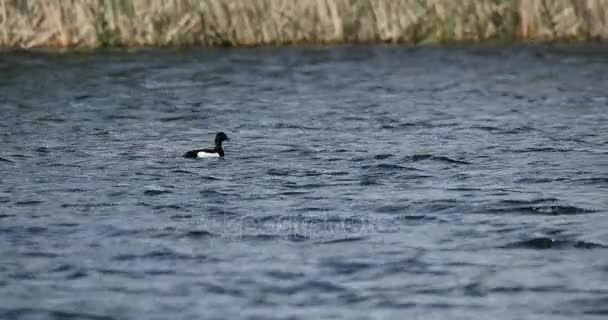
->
[[0, 0, 607, 48], [586, 0, 608, 39], [1, 0, 6, 45]]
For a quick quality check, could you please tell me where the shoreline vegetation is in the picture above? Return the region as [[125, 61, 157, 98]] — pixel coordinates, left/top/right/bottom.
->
[[1, 0, 607, 49]]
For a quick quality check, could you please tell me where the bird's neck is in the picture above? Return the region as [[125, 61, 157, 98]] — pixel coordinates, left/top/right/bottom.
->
[[215, 144, 225, 157]]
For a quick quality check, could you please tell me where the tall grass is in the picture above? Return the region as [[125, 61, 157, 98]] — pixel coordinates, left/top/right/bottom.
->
[[0, 0, 607, 48]]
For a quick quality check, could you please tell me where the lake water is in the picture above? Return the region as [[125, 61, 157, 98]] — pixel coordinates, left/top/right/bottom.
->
[[1, 45, 607, 320]]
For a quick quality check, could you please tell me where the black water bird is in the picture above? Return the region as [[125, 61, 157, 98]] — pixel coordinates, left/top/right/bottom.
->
[[183, 132, 229, 158]]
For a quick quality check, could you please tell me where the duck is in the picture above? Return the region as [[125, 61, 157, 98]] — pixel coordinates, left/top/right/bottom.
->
[[183, 132, 229, 158]]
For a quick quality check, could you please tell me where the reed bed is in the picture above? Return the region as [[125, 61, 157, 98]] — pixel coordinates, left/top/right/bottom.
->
[[1, 0, 607, 48]]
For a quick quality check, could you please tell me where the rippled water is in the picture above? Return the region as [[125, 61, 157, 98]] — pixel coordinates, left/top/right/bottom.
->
[[1, 45, 608, 319]]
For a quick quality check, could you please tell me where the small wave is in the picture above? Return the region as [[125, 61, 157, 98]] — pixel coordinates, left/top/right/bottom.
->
[[159, 115, 204, 122], [36, 116, 65, 123], [34, 147, 50, 154], [362, 163, 420, 171], [360, 177, 381, 186], [207, 206, 239, 216], [293, 206, 332, 212], [170, 169, 196, 175], [274, 123, 317, 130], [318, 236, 367, 244], [14, 200, 44, 206], [95, 268, 140, 278], [66, 270, 88, 280], [50, 222, 79, 228], [513, 177, 560, 183], [469, 124, 537, 135], [380, 121, 430, 130], [418, 199, 461, 212], [343, 116, 366, 121], [278, 190, 310, 196], [24, 226, 47, 234], [489, 285, 563, 294], [199, 189, 228, 197], [405, 154, 471, 165], [73, 94, 93, 101], [470, 125, 502, 132], [373, 154, 393, 160], [113, 250, 196, 261], [56, 187, 89, 193], [239, 234, 282, 241], [93, 129, 111, 136], [260, 215, 367, 225], [264, 270, 305, 280], [503, 237, 606, 250], [170, 214, 193, 220], [567, 297, 608, 315], [510, 147, 572, 153], [287, 233, 310, 242], [61, 203, 115, 209], [51, 263, 86, 274], [9, 154, 30, 159], [284, 182, 335, 189], [0, 309, 116, 320], [237, 233, 309, 242], [487, 199, 595, 215], [321, 259, 372, 276], [302, 170, 322, 177], [325, 170, 350, 176], [446, 187, 482, 192], [570, 177, 608, 185], [152, 204, 182, 210], [278, 147, 313, 155], [267, 168, 292, 176], [0, 157, 14, 163], [502, 126, 537, 134], [375, 205, 409, 213], [182, 230, 217, 239], [196, 175, 223, 181], [21, 251, 60, 258], [395, 214, 436, 222], [245, 215, 283, 224], [202, 283, 244, 297], [46, 162, 83, 168], [103, 114, 138, 120], [271, 280, 345, 295], [143, 189, 172, 196], [302, 280, 346, 292]]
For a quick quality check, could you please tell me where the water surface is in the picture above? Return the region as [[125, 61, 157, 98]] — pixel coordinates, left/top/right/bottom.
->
[[1, 45, 608, 319]]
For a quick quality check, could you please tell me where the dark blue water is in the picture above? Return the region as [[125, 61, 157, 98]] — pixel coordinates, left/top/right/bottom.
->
[[1, 45, 608, 319]]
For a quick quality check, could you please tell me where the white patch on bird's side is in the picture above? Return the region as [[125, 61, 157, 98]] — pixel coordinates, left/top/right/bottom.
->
[[197, 152, 220, 158]]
